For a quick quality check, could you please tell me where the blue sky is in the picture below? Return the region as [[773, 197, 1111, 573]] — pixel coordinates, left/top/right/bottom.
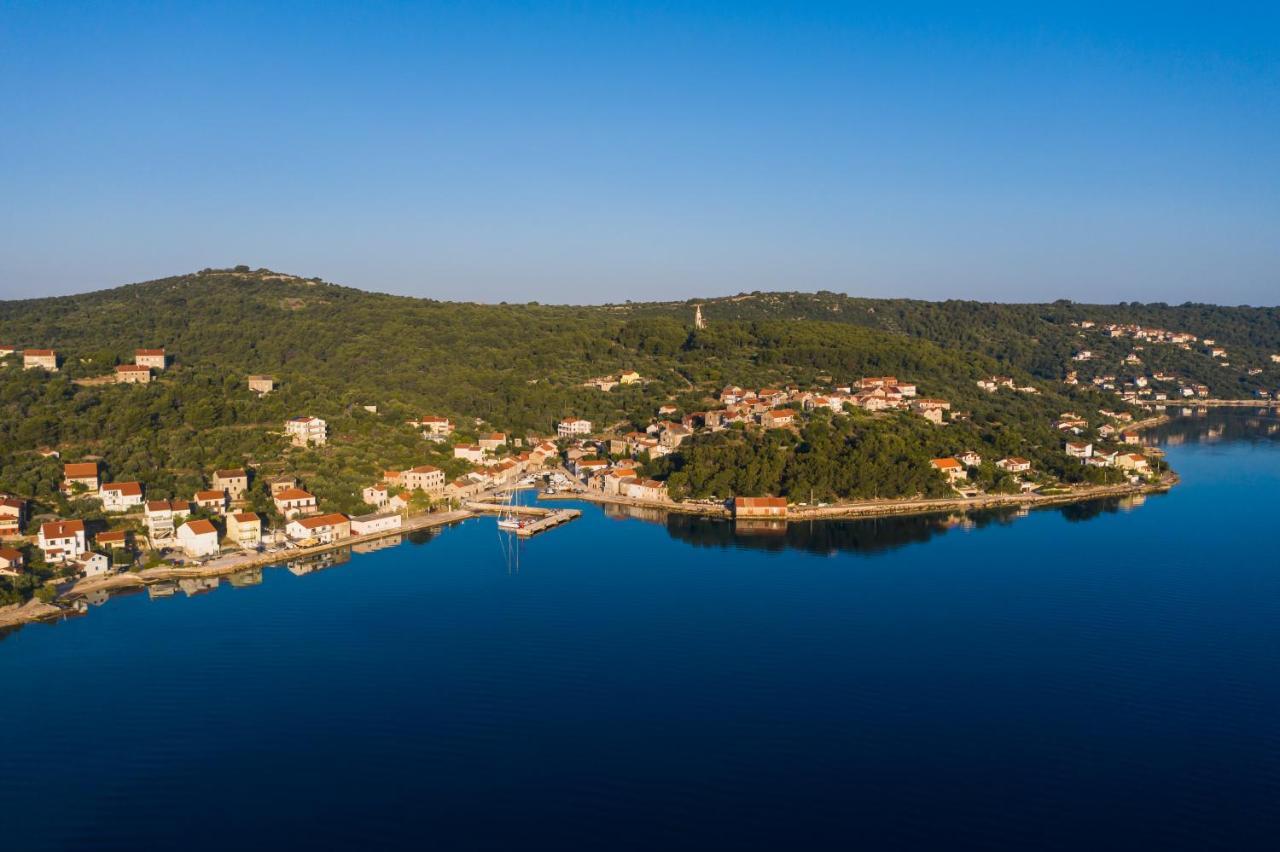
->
[[1, 1, 1276, 304]]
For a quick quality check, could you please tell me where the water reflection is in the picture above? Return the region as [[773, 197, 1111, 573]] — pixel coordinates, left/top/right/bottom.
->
[[606, 492, 1158, 555], [287, 548, 351, 576], [1146, 408, 1280, 447]]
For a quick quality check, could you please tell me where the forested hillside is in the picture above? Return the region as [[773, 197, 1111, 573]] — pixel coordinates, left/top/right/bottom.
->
[[0, 267, 1275, 518]]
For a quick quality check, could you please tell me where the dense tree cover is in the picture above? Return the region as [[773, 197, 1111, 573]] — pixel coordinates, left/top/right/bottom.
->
[[0, 268, 1203, 602], [626, 293, 1280, 395], [0, 270, 1192, 520]]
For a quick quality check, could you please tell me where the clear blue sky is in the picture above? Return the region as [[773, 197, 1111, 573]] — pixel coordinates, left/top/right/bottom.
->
[[2, 1, 1277, 304]]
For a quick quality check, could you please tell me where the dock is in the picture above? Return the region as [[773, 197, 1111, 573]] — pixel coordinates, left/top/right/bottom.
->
[[464, 500, 581, 537]]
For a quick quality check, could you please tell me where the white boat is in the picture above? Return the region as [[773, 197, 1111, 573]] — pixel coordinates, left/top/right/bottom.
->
[[497, 490, 527, 531]]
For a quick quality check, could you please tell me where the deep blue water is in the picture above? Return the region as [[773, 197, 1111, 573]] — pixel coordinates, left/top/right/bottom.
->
[[2, 412, 1278, 851]]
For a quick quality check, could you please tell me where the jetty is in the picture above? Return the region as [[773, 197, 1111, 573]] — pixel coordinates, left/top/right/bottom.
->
[[464, 500, 581, 537]]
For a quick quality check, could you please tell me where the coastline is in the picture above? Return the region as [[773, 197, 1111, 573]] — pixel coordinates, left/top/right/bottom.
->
[[541, 475, 1177, 522], [0, 410, 1192, 632], [0, 509, 473, 631]]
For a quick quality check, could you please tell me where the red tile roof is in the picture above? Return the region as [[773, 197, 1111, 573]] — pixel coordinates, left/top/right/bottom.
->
[[41, 519, 85, 537]]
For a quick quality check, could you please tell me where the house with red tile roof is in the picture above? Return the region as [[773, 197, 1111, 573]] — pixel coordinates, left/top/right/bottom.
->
[[177, 519, 220, 558], [733, 496, 788, 518], [39, 519, 87, 563], [99, 481, 144, 512]]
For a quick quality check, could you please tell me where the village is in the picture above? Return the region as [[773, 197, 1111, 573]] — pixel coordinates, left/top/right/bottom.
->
[[1062, 321, 1280, 403], [0, 333, 1177, 603]]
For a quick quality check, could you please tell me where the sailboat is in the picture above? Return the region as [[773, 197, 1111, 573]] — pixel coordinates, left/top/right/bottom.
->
[[496, 489, 527, 532]]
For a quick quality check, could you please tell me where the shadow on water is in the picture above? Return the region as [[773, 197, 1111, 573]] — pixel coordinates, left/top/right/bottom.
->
[[605, 495, 1154, 556]]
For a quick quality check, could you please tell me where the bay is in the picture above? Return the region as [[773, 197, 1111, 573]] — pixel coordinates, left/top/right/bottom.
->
[[1, 411, 1278, 850]]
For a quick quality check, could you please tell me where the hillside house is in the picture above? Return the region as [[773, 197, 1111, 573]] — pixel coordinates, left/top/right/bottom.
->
[[760, 409, 796, 429], [95, 530, 128, 552], [417, 416, 454, 437], [363, 484, 390, 507], [1065, 441, 1094, 460], [403, 465, 445, 496], [194, 490, 228, 515], [177, 519, 220, 558], [39, 520, 87, 563], [0, 496, 27, 531], [62, 462, 101, 494], [912, 399, 951, 424], [557, 418, 592, 438], [958, 451, 983, 468], [733, 496, 788, 518], [265, 474, 298, 495], [478, 433, 507, 452], [273, 488, 318, 519], [135, 348, 167, 369], [23, 349, 58, 371], [212, 468, 249, 499], [247, 375, 275, 395], [996, 457, 1033, 473], [226, 512, 262, 548], [350, 512, 402, 536], [619, 370, 641, 384], [144, 500, 189, 539], [286, 513, 351, 544], [930, 458, 967, 484], [115, 364, 151, 383], [99, 481, 144, 512], [453, 444, 485, 463], [660, 424, 692, 448], [285, 416, 327, 447], [0, 547, 25, 576]]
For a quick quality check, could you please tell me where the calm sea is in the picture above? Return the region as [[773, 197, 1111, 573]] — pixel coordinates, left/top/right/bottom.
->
[[2, 411, 1278, 851]]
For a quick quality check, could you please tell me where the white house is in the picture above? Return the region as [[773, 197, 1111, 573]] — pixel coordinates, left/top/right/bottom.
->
[[39, 519, 87, 563], [273, 488, 318, 519], [99, 481, 144, 512], [77, 553, 112, 577], [996, 457, 1033, 473], [286, 513, 351, 544], [557, 418, 592, 438], [144, 499, 189, 539], [135, 348, 167, 369], [453, 444, 486, 463], [285, 416, 327, 447], [1065, 441, 1094, 460], [363, 484, 390, 507], [194, 489, 228, 515], [349, 512, 402, 536], [177, 519, 220, 558]]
